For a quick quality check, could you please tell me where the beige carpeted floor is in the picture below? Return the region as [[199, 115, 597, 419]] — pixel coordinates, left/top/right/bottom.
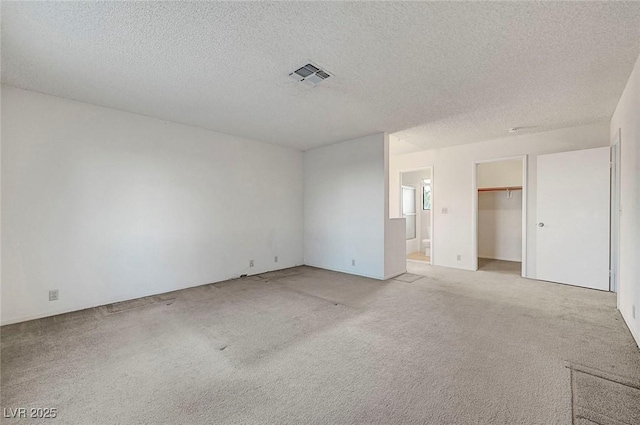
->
[[2, 265, 639, 424]]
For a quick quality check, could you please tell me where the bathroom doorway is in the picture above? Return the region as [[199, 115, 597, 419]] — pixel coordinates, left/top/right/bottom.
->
[[400, 167, 433, 265]]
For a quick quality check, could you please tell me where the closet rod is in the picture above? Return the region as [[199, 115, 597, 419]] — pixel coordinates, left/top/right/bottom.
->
[[478, 186, 522, 192]]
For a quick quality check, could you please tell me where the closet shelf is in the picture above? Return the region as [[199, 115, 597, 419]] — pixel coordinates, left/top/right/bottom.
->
[[478, 186, 522, 192]]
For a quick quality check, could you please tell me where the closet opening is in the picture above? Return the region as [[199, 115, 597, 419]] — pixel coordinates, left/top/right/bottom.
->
[[472, 157, 527, 277]]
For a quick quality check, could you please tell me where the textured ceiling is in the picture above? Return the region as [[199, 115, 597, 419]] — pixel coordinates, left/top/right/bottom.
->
[[2, 2, 640, 151]]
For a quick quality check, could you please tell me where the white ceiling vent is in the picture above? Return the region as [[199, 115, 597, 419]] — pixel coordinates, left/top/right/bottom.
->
[[289, 63, 331, 86]]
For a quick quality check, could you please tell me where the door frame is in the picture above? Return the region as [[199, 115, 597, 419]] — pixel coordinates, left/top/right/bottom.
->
[[610, 129, 621, 294], [399, 166, 434, 264], [471, 155, 528, 277]]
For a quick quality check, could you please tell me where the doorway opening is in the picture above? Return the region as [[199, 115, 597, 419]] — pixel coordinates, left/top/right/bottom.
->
[[400, 167, 433, 265], [472, 157, 527, 277]]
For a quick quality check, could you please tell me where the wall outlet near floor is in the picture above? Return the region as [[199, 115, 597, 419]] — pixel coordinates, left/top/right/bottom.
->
[[274, 256, 278, 263], [442, 207, 449, 214], [49, 290, 59, 301], [249, 260, 254, 267], [456, 255, 462, 261], [633, 305, 636, 319], [352, 259, 356, 266]]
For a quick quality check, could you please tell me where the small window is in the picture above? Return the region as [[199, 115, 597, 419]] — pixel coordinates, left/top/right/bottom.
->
[[423, 179, 431, 210]]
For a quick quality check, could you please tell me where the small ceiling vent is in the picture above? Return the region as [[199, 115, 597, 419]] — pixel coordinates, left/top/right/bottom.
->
[[289, 63, 331, 86]]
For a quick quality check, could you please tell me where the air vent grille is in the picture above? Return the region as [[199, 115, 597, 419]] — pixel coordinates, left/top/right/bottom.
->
[[289, 62, 332, 86], [303, 64, 320, 73], [294, 66, 315, 78]]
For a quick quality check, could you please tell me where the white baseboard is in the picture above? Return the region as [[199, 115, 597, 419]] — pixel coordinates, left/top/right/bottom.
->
[[1, 278, 210, 326], [478, 256, 522, 262], [620, 308, 640, 349], [303, 263, 385, 280], [1, 263, 302, 326]]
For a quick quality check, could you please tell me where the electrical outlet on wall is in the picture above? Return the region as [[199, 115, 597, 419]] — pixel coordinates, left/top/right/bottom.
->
[[249, 260, 254, 267], [49, 290, 59, 301], [352, 259, 356, 266], [456, 255, 462, 261], [274, 256, 278, 263], [442, 207, 449, 214], [633, 305, 636, 319]]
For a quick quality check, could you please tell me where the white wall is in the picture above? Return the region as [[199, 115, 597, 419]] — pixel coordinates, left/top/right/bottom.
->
[[478, 159, 523, 188], [304, 133, 387, 279], [611, 53, 640, 346], [384, 136, 407, 279], [478, 190, 523, 262], [1, 86, 304, 325], [390, 122, 609, 274]]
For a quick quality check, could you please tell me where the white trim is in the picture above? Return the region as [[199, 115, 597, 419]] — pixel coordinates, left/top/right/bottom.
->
[[610, 128, 621, 295], [472, 155, 528, 277], [522, 156, 529, 277], [430, 168, 435, 265], [472, 163, 478, 271], [478, 256, 523, 262]]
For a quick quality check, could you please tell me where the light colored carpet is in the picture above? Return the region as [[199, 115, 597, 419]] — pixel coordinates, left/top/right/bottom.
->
[[2, 265, 639, 424]]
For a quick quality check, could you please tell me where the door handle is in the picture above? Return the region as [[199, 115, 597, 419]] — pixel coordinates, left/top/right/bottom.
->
[[538, 222, 545, 227]]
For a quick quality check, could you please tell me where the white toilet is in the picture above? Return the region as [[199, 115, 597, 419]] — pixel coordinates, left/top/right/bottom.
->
[[421, 228, 431, 257]]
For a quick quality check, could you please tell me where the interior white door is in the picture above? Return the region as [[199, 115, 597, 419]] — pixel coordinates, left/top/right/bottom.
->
[[536, 147, 610, 290]]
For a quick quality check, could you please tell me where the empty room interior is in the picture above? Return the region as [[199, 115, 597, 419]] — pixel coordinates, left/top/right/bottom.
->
[[2, 2, 640, 424]]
